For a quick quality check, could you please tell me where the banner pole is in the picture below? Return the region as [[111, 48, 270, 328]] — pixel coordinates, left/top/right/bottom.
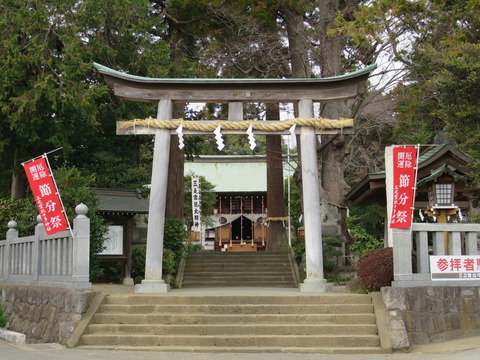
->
[[43, 153, 74, 238], [21, 147, 63, 166]]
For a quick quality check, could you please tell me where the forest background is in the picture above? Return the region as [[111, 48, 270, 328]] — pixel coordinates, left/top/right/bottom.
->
[[1, 0, 479, 275]]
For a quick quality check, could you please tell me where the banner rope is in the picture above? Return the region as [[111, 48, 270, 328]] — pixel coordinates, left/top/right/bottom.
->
[[119, 117, 353, 133]]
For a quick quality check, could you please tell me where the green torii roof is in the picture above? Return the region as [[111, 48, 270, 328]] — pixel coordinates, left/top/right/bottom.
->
[[93, 62, 377, 103], [93, 62, 377, 84]]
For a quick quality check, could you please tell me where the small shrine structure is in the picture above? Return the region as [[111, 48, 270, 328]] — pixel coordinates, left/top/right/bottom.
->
[[94, 62, 376, 293]]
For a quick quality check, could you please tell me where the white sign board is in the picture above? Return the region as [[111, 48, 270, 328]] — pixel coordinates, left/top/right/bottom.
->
[[99, 225, 124, 255], [430, 255, 480, 280], [191, 176, 201, 232]]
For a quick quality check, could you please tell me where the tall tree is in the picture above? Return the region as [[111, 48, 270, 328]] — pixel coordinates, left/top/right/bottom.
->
[[0, 0, 103, 198]]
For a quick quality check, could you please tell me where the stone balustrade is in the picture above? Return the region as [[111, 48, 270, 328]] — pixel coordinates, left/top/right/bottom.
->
[[0, 204, 90, 290]]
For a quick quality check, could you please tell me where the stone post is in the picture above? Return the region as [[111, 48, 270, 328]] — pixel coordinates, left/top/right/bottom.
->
[[32, 215, 44, 281], [4, 220, 18, 280], [298, 99, 328, 292], [135, 99, 172, 293], [72, 203, 91, 289]]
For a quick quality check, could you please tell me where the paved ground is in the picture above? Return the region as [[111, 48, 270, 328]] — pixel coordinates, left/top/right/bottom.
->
[[1, 336, 480, 360]]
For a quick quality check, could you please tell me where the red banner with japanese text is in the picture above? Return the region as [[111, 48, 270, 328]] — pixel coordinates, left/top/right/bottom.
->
[[390, 146, 418, 229], [23, 156, 69, 235]]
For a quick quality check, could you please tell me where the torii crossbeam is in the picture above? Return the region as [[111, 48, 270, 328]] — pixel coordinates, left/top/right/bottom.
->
[[95, 62, 376, 293]]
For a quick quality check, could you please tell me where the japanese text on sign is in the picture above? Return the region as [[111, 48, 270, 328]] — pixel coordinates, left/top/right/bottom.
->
[[191, 176, 201, 232], [430, 255, 480, 280], [23, 156, 69, 235], [390, 147, 418, 229]]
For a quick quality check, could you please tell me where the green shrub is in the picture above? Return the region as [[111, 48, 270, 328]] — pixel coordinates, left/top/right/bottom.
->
[[131, 245, 147, 284], [0, 303, 7, 328], [0, 197, 37, 237], [357, 247, 393, 292], [323, 237, 343, 274], [131, 218, 187, 284], [163, 218, 186, 266]]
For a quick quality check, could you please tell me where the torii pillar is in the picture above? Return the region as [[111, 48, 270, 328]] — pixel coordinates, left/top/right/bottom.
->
[[298, 99, 328, 292], [94, 62, 376, 293], [136, 99, 172, 293]]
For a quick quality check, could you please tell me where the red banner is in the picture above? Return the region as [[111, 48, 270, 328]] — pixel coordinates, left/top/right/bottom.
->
[[390, 147, 418, 229], [23, 156, 69, 235]]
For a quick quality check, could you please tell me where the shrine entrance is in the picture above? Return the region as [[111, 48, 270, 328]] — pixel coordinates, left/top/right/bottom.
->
[[231, 216, 252, 242], [94, 62, 376, 293]]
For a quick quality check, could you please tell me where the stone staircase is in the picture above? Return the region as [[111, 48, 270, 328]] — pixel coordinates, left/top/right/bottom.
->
[[77, 293, 383, 353], [179, 251, 298, 288]]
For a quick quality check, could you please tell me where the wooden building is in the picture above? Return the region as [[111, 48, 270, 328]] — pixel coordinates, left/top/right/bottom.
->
[[185, 155, 295, 251], [346, 144, 480, 238], [95, 188, 149, 284]]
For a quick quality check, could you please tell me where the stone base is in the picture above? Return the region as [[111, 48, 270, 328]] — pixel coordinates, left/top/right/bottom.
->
[[0, 328, 26, 345], [300, 278, 333, 293], [134, 280, 170, 293], [122, 277, 134, 286]]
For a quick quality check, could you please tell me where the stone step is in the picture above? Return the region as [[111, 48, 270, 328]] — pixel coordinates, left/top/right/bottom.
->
[[92, 312, 377, 325], [86, 323, 378, 336], [186, 251, 288, 256], [184, 263, 292, 269], [181, 282, 294, 287], [104, 294, 373, 305], [182, 271, 292, 277], [97, 303, 374, 315], [80, 333, 380, 348], [76, 345, 384, 354], [182, 274, 294, 281]]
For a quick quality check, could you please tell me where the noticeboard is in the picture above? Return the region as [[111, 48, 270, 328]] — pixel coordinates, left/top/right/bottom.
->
[[99, 225, 124, 255]]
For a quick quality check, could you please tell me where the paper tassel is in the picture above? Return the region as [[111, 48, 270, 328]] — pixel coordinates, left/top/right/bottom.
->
[[288, 123, 297, 149], [176, 124, 184, 149], [246, 124, 256, 150], [214, 125, 225, 151]]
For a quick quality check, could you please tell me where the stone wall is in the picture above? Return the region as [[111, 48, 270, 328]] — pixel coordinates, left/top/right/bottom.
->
[[382, 286, 480, 345], [0, 284, 94, 344]]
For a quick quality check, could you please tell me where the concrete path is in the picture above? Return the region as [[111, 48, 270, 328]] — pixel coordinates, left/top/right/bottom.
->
[[1, 336, 480, 360]]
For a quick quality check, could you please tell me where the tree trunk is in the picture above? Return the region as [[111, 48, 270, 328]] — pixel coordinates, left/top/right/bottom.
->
[[282, 4, 312, 226], [266, 104, 287, 250], [165, 102, 185, 219], [164, 21, 186, 219], [317, 0, 351, 245], [11, 146, 26, 200], [283, 7, 310, 78]]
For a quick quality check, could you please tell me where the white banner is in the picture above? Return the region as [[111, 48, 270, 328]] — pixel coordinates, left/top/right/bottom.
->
[[191, 176, 201, 231], [430, 255, 480, 280]]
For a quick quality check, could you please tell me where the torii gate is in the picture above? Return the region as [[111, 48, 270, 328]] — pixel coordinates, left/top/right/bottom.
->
[[94, 62, 376, 293]]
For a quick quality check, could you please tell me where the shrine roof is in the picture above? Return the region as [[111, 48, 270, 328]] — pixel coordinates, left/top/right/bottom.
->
[[345, 144, 472, 207], [96, 189, 149, 215]]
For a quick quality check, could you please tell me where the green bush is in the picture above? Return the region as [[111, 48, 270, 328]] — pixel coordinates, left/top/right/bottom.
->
[[131, 218, 187, 284], [163, 218, 186, 265], [0, 303, 7, 328], [357, 247, 393, 292], [0, 197, 37, 237], [323, 237, 343, 274], [131, 245, 147, 284]]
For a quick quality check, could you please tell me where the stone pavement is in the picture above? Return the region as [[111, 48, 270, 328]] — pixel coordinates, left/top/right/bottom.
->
[[1, 336, 480, 360]]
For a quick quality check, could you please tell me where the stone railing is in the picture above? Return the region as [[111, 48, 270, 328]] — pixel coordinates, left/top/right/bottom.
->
[[392, 223, 480, 287], [0, 204, 91, 290]]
